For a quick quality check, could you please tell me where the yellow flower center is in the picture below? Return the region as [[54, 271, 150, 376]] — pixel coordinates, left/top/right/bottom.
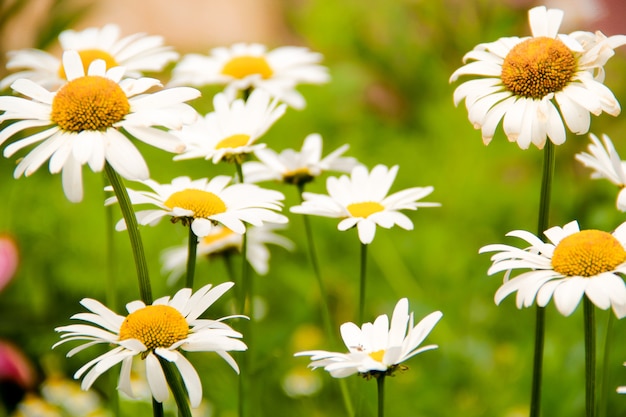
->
[[51, 76, 130, 132], [551, 230, 626, 277], [202, 227, 236, 245], [58, 49, 119, 79], [164, 189, 227, 218], [215, 134, 251, 150], [347, 202, 385, 218], [221, 55, 274, 79], [501, 37, 577, 99], [369, 349, 385, 363], [119, 305, 189, 350]]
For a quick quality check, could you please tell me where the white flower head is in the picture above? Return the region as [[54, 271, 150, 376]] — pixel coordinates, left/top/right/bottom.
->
[[295, 298, 442, 378], [290, 164, 440, 244], [575, 133, 626, 211], [107, 175, 288, 237], [170, 42, 330, 109], [0, 50, 200, 202], [242, 133, 360, 185], [172, 89, 286, 164], [480, 220, 626, 317], [450, 6, 626, 149], [1, 24, 179, 90], [161, 224, 294, 285], [53, 282, 247, 408]]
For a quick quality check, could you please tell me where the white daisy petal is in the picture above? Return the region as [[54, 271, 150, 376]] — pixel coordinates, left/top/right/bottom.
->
[[450, 5, 624, 148], [290, 164, 437, 244], [54, 282, 245, 405], [295, 298, 441, 377], [483, 220, 626, 317]]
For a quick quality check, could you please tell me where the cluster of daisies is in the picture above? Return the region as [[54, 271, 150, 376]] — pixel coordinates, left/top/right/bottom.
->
[[450, 5, 626, 398], [0, 23, 443, 410]]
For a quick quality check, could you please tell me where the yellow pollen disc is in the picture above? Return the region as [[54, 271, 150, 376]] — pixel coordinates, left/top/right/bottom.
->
[[58, 49, 119, 79], [51, 76, 130, 132], [369, 349, 385, 363], [221, 55, 274, 79], [347, 202, 385, 218], [119, 305, 189, 350], [164, 189, 227, 218], [202, 227, 236, 245], [551, 230, 626, 277], [216, 133, 251, 150], [501, 37, 577, 99]]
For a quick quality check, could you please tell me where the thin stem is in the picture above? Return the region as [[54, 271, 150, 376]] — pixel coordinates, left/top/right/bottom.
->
[[158, 357, 193, 417], [297, 185, 334, 342], [377, 375, 386, 417], [584, 298, 597, 417], [152, 398, 164, 417], [296, 185, 354, 417], [185, 223, 198, 289], [233, 160, 251, 417], [530, 140, 555, 417], [599, 312, 614, 417], [359, 242, 368, 324], [104, 163, 152, 304], [103, 174, 119, 416]]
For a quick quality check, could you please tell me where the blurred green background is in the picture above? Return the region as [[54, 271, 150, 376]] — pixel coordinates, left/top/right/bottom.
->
[[2, 0, 626, 416]]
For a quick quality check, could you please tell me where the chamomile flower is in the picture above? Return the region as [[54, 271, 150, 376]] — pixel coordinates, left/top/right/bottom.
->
[[53, 282, 247, 408], [107, 175, 288, 237], [242, 133, 359, 185], [450, 6, 626, 149], [0, 50, 199, 202], [575, 133, 626, 211], [172, 89, 286, 164], [289, 164, 439, 244], [161, 224, 294, 284], [1, 24, 178, 90], [480, 220, 626, 317], [169, 42, 330, 109], [295, 298, 442, 378]]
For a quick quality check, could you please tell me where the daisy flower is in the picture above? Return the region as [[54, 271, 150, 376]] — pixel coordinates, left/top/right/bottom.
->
[[0, 50, 200, 202], [289, 164, 440, 244], [575, 133, 626, 211], [172, 89, 286, 164], [1, 24, 178, 90], [161, 224, 294, 284], [169, 42, 330, 109], [53, 282, 247, 408], [479, 220, 626, 317], [295, 298, 442, 378], [450, 6, 626, 149], [242, 133, 360, 185], [107, 175, 288, 237]]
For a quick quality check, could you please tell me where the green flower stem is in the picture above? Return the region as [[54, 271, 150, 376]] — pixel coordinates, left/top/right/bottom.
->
[[296, 185, 334, 343], [185, 223, 198, 289], [530, 140, 555, 417], [377, 374, 386, 417], [297, 185, 354, 417], [158, 357, 193, 417], [103, 174, 120, 416], [104, 163, 152, 304], [152, 399, 164, 417], [359, 242, 368, 324], [584, 298, 597, 417], [599, 313, 614, 417], [233, 161, 252, 417]]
